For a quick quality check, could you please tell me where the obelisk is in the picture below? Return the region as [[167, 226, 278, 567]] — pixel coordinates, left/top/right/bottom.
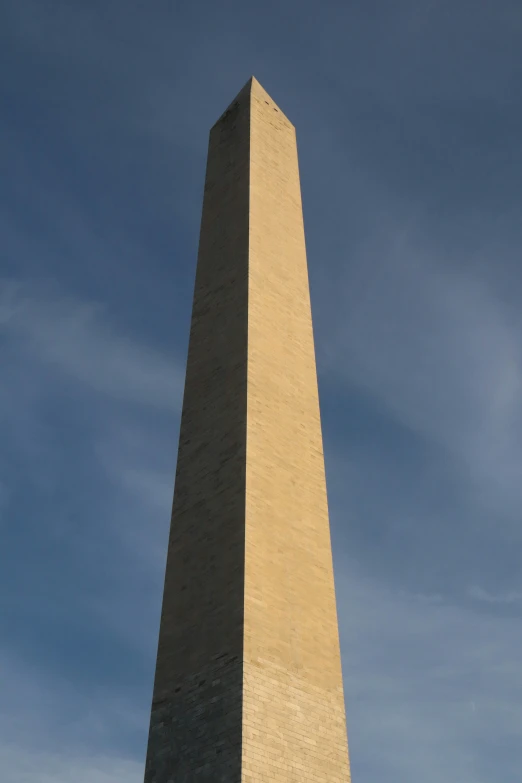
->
[[143, 76, 351, 783]]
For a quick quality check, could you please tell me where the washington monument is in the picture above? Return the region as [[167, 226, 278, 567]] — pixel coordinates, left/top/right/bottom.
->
[[143, 77, 351, 782]]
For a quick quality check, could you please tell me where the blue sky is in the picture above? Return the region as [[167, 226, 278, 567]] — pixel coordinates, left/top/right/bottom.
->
[[1, 1, 521, 781]]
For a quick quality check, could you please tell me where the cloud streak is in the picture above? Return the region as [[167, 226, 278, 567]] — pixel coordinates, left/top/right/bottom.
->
[[1, 280, 183, 410], [335, 561, 522, 783], [321, 226, 522, 518]]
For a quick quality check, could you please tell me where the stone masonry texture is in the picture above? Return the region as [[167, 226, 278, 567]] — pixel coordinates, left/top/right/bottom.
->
[[143, 77, 351, 783]]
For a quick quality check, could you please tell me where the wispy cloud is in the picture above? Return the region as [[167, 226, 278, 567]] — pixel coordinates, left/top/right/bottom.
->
[[468, 585, 522, 605], [336, 561, 522, 783], [0, 747, 143, 783], [1, 280, 183, 410], [0, 650, 147, 782], [321, 227, 522, 516]]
